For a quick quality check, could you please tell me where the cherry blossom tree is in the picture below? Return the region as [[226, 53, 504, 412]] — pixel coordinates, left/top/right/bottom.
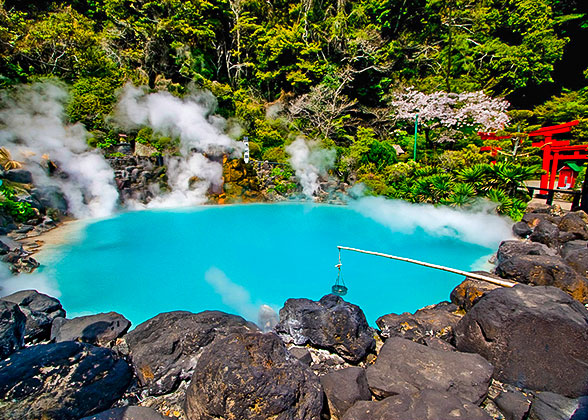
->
[[389, 87, 510, 146]]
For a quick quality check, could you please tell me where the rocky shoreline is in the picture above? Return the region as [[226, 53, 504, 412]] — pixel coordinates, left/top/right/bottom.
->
[[1, 205, 588, 420]]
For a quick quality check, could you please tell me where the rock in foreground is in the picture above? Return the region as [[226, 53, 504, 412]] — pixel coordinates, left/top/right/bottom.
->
[[341, 390, 492, 420], [275, 294, 375, 363], [51, 311, 130, 346], [0, 341, 132, 420], [184, 332, 323, 420], [125, 310, 258, 396], [80, 406, 169, 420], [0, 300, 25, 360], [366, 337, 493, 404], [320, 367, 371, 420], [1, 289, 65, 342], [455, 285, 588, 397]]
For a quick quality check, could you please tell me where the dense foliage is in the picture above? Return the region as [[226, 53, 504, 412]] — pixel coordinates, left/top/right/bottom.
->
[[0, 0, 587, 220]]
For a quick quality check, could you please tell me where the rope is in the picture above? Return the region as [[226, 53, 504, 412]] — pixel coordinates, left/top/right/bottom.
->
[[337, 246, 516, 288]]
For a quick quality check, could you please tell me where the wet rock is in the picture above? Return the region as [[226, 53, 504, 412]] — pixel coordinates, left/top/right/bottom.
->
[[51, 312, 130, 346], [31, 186, 69, 214], [3, 169, 33, 184], [0, 341, 132, 420], [320, 367, 371, 420], [561, 240, 588, 277], [184, 332, 323, 420], [496, 240, 557, 263], [275, 294, 375, 364], [529, 220, 560, 248], [376, 301, 462, 343], [125, 310, 258, 396], [80, 406, 168, 420], [450, 274, 501, 311], [494, 391, 532, 420], [366, 337, 493, 404], [528, 392, 588, 420], [341, 390, 492, 420], [1, 289, 65, 342], [0, 240, 9, 254], [495, 254, 588, 303], [455, 285, 588, 397], [513, 221, 533, 238], [289, 346, 312, 366], [0, 300, 25, 359], [523, 211, 561, 227], [558, 211, 588, 241]]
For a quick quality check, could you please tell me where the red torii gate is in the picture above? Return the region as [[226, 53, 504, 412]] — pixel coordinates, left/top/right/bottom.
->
[[528, 120, 588, 192]]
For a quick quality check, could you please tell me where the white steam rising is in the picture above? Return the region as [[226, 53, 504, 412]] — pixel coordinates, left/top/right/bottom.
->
[[350, 196, 514, 248], [204, 267, 278, 331], [0, 262, 60, 298], [0, 83, 118, 218], [286, 138, 336, 199], [114, 85, 243, 207]]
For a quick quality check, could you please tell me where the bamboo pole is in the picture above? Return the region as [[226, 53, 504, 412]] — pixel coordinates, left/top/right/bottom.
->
[[337, 246, 517, 288]]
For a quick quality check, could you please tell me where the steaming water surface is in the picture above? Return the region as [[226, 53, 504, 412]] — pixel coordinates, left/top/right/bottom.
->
[[37, 203, 505, 326]]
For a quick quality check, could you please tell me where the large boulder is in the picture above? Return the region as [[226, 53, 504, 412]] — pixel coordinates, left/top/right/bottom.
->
[[561, 240, 588, 278], [80, 406, 168, 420], [274, 294, 375, 363], [1, 289, 65, 342], [513, 221, 533, 238], [496, 240, 557, 263], [494, 391, 532, 420], [341, 390, 492, 420], [3, 169, 33, 184], [51, 312, 130, 346], [124, 310, 258, 396], [376, 301, 462, 343], [529, 220, 560, 248], [528, 392, 588, 420], [450, 274, 501, 311], [558, 211, 588, 241], [366, 337, 493, 404], [454, 285, 588, 397], [320, 367, 371, 420], [0, 300, 25, 360], [0, 341, 132, 420], [184, 332, 323, 420], [495, 254, 588, 303]]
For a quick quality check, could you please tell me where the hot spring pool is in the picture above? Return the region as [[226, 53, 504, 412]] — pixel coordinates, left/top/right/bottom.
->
[[36, 201, 510, 326]]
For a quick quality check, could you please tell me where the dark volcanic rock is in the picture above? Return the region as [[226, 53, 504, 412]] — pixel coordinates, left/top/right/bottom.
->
[[275, 294, 375, 363], [0, 300, 25, 360], [376, 301, 462, 343], [80, 406, 168, 420], [3, 169, 33, 184], [495, 254, 588, 303], [455, 285, 588, 397], [0, 341, 132, 420], [320, 367, 371, 420], [494, 391, 532, 420], [289, 346, 312, 366], [0, 240, 9, 255], [366, 337, 493, 404], [1, 289, 65, 342], [558, 211, 588, 241], [125, 310, 258, 396], [184, 332, 323, 420], [496, 240, 557, 263], [513, 221, 533, 238], [341, 390, 492, 420], [529, 220, 560, 248], [450, 274, 501, 311], [528, 392, 588, 420], [561, 240, 588, 278], [51, 312, 130, 346]]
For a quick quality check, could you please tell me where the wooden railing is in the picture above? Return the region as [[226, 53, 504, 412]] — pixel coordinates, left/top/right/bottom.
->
[[525, 186, 582, 210]]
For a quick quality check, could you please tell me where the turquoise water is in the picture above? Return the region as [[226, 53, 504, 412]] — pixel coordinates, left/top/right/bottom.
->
[[39, 203, 497, 327]]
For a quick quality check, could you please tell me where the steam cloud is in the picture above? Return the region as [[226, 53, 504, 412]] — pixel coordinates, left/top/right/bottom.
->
[[114, 84, 243, 207], [350, 196, 514, 248], [286, 138, 336, 199], [204, 267, 278, 331], [0, 83, 118, 219], [0, 262, 60, 298]]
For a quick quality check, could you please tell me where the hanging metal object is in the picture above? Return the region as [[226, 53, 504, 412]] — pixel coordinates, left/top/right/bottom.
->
[[332, 248, 348, 296]]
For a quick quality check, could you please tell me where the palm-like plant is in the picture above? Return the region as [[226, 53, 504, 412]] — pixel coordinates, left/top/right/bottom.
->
[[456, 163, 491, 193], [430, 173, 453, 202], [0, 147, 23, 170], [489, 162, 543, 197]]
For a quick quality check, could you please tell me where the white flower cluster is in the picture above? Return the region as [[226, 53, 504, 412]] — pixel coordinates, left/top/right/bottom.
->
[[390, 88, 510, 131]]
